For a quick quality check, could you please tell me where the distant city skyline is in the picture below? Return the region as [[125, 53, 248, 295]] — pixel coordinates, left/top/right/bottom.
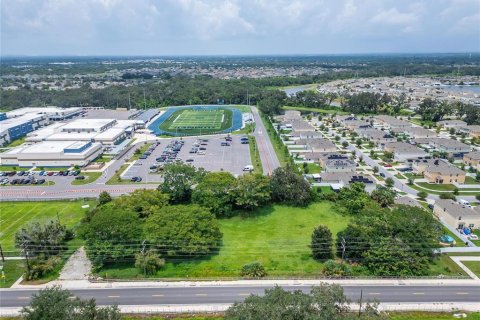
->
[[1, 0, 479, 56]]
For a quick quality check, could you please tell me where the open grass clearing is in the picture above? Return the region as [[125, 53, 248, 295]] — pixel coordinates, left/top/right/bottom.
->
[[0, 200, 94, 252], [71, 171, 102, 185], [97, 202, 350, 279], [462, 261, 480, 277], [0, 260, 25, 288]]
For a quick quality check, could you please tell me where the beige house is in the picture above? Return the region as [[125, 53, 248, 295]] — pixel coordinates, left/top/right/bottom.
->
[[459, 125, 480, 138], [437, 119, 467, 129], [306, 138, 337, 153], [434, 199, 480, 231], [383, 142, 428, 162], [412, 159, 466, 184], [463, 151, 480, 167]]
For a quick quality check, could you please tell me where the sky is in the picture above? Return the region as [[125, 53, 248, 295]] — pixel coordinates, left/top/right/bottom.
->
[[1, 0, 479, 56]]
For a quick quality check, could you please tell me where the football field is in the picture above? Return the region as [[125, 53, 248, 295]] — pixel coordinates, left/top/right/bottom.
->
[[157, 106, 235, 135], [169, 109, 224, 130]]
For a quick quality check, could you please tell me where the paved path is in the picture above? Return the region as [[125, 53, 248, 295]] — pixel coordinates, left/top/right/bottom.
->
[[58, 247, 92, 281], [252, 106, 281, 175]]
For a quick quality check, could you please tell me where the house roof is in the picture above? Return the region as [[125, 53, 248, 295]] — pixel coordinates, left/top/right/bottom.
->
[[434, 199, 480, 219]]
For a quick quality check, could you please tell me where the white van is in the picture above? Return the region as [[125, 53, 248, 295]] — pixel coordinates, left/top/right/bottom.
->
[[243, 165, 254, 172]]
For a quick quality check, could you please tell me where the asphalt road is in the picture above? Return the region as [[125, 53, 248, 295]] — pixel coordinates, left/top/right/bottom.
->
[[1, 285, 479, 308], [252, 106, 281, 175]]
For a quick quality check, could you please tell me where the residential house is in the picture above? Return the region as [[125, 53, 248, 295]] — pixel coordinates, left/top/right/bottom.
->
[[323, 158, 357, 172], [306, 138, 338, 153], [414, 138, 471, 157], [458, 125, 480, 138], [357, 128, 396, 146], [393, 126, 437, 139], [433, 199, 480, 231], [463, 151, 480, 167], [383, 142, 428, 162], [437, 119, 467, 129], [315, 172, 376, 192], [412, 158, 466, 184], [275, 110, 302, 122], [375, 115, 412, 130]]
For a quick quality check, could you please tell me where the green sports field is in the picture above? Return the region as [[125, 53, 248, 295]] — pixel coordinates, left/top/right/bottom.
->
[[0, 201, 94, 252], [159, 107, 233, 135]]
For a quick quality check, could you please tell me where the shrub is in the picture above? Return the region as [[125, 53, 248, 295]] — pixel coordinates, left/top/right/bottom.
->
[[26, 256, 61, 280], [134, 251, 165, 276], [439, 193, 456, 200], [240, 262, 267, 278], [322, 260, 352, 277]]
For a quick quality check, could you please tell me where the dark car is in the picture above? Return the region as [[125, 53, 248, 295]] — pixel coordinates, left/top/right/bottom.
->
[[22, 179, 31, 184], [17, 171, 25, 176], [8, 171, 16, 176], [199, 147, 206, 150], [37, 179, 46, 184], [10, 179, 18, 185], [185, 159, 194, 162], [379, 173, 386, 178], [75, 175, 85, 180], [241, 140, 249, 144], [140, 155, 148, 160]]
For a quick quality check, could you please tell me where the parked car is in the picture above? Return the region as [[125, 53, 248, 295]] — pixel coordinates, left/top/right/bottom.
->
[[185, 159, 194, 162], [243, 165, 254, 172], [75, 175, 85, 180], [131, 176, 142, 182], [47, 172, 54, 176], [379, 173, 386, 178], [17, 171, 25, 176], [139, 155, 148, 160], [221, 142, 230, 146]]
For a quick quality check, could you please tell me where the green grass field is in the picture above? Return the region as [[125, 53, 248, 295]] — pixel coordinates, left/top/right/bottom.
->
[[462, 261, 480, 277], [0, 201, 94, 252], [97, 202, 350, 279], [71, 171, 102, 185], [159, 108, 233, 135]]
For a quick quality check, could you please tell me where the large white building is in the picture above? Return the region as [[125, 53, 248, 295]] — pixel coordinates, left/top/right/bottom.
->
[[25, 118, 137, 146], [0, 141, 103, 167], [6, 107, 82, 121]]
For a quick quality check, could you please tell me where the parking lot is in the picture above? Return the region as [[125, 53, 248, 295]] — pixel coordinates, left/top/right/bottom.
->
[[0, 169, 82, 186], [122, 134, 252, 182]]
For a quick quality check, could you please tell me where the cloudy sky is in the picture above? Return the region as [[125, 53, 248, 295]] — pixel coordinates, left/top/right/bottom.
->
[[1, 0, 479, 56]]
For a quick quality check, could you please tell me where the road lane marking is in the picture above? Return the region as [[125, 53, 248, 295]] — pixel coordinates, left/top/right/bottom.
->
[[455, 292, 469, 295], [17, 297, 30, 300], [412, 292, 425, 295], [238, 293, 250, 296], [195, 293, 208, 296], [152, 294, 164, 297], [107, 295, 120, 298], [368, 293, 381, 295]]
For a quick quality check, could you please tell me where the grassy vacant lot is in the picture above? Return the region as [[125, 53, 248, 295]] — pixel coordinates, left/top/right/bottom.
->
[[462, 261, 480, 277], [98, 203, 350, 279], [248, 136, 262, 174], [391, 313, 480, 320], [71, 171, 102, 185], [0, 200, 94, 251], [465, 176, 479, 184], [412, 183, 480, 195]]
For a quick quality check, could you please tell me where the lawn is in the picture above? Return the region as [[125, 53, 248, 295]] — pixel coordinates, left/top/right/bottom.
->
[[0, 165, 31, 171], [0, 260, 25, 288], [106, 163, 132, 184], [97, 202, 350, 279], [129, 143, 154, 161], [427, 254, 466, 277], [462, 261, 480, 277], [248, 136, 263, 174], [0, 200, 94, 252], [71, 171, 102, 185], [465, 176, 480, 184], [412, 182, 480, 195], [5, 136, 25, 148], [390, 312, 480, 320]]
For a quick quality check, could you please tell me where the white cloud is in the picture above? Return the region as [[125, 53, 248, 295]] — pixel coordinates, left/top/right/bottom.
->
[[1, 0, 479, 55]]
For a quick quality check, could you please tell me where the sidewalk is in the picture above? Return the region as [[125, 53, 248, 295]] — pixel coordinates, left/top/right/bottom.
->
[[450, 256, 480, 280], [9, 277, 480, 290]]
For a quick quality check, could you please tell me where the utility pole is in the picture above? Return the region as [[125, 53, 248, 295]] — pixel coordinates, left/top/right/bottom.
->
[[0, 243, 5, 264], [340, 237, 346, 262], [21, 241, 31, 277], [358, 289, 363, 317], [141, 240, 147, 277]]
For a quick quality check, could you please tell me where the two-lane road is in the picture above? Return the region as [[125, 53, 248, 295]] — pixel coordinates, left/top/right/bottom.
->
[[252, 106, 281, 175], [1, 285, 479, 308]]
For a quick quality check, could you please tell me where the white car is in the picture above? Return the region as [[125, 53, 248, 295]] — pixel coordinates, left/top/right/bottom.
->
[[468, 234, 479, 240], [198, 151, 206, 155]]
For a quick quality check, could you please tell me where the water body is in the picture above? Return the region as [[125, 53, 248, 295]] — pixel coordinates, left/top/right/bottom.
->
[[283, 85, 311, 96]]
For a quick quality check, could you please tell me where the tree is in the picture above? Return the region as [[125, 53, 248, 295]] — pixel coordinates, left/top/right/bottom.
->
[[364, 238, 429, 276], [373, 166, 379, 175], [322, 260, 352, 277], [144, 204, 222, 257], [342, 141, 349, 148], [453, 187, 459, 195], [135, 251, 165, 275], [21, 286, 121, 320], [15, 221, 69, 258], [158, 162, 205, 203], [439, 193, 456, 200], [270, 165, 312, 206], [384, 177, 394, 188], [311, 225, 333, 260], [234, 174, 271, 210], [240, 262, 267, 278], [81, 204, 143, 268], [417, 191, 428, 200], [114, 189, 169, 218], [225, 284, 383, 320], [337, 182, 371, 214], [383, 151, 394, 161], [371, 186, 395, 207], [192, 172, 236, 217], [98, 191, 112, 205]]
